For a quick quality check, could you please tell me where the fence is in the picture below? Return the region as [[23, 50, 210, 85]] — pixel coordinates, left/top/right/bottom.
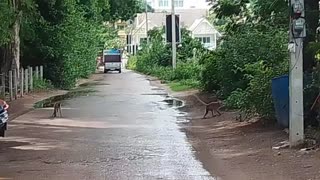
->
[[0, 66, 43, 101]]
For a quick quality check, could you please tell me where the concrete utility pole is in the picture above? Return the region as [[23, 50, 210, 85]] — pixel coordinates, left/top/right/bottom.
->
[[145, 0, 149, 46], [289, 0, 306, 147], [171, 0, 177, 69]]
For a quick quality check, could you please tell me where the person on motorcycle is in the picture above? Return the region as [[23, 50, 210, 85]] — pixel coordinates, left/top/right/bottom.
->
[[0, 99, 9, 110]]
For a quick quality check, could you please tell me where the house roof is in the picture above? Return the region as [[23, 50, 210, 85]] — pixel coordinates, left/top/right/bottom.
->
[[188, 17, 222, 37]]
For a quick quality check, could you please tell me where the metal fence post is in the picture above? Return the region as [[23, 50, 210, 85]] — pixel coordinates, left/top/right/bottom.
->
[[20, 68, 24, 97], [13, 69, 18, 100], [25, 69, 29, 94], [30, 67, 33, 91], [35, 66, 39, 80], [9, 71, 13, 101], [40, 66, 43, 80]]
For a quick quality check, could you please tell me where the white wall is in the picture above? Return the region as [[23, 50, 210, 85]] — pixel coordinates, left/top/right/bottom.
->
[[147, 0, 211, 10]]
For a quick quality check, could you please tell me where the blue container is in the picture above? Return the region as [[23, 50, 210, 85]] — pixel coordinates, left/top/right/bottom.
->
[[271, 75, 289, 128]]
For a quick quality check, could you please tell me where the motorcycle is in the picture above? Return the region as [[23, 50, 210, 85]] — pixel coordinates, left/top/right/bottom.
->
[[0, 105, 8, 137]]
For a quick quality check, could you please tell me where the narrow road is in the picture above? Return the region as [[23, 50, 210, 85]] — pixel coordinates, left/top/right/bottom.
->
[[0, 70, 215, 180]]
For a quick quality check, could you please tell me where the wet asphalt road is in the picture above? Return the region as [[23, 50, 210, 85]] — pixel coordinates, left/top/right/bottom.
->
[[0, 70, 215, 180]]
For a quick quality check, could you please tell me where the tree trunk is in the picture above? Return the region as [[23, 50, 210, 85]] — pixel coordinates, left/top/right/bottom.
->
[[11, 10, 21, 77], [0, 0, 21, 76], [11, 0, 21, 77]]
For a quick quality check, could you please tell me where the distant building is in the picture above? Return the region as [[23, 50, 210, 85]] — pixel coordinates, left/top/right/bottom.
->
[[146, 0, 211, 11], [127, 0, 220, 52], [188, 17, 221, 50], [114, 20, 128, 42]]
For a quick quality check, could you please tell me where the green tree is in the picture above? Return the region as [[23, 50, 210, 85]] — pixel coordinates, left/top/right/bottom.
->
[[18, 0, 141, 88]]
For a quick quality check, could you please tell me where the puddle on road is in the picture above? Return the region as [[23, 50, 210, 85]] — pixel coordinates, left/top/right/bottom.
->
[[34, 89, 97, 108], [151, 88, 164, 91], [163, 98, 184, 108], [79, 81, 110, 87], [141, 93, 168, 96]]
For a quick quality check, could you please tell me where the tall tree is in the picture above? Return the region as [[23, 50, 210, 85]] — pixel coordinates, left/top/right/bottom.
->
[[0, 0, 21, 74], [0, 0, 33, 74]]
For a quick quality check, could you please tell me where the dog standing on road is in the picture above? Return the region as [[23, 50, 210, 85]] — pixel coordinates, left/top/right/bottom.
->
[[52, 102, 62, 118]]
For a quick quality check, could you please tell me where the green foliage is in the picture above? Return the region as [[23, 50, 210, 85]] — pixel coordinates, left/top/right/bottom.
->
[[33, 78, 54, 91], [18, 0, 140, 89], [0, 2, 13, 46], [200, 27, 288, 118], [225, 88, 247, 109], [169, 79, 200, 92], [244, 60, 287, 118], [208, 0, 319, 121], [127, 27, 205, 91], [177, 29, 205, 62], [33, 3, 99, 89], [108, 0, 152, 22], [126, 55, 138, 70], [210, 0, 288, 33], [0, 0, 155, 88]]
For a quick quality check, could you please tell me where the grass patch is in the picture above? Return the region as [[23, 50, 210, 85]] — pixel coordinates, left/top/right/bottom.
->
[[169, 79, 199, 92], [169, 82, 193, 92], [33, 78, 54, 92]]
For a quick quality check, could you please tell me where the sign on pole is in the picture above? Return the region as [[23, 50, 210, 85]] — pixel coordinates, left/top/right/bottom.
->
[[165, 14, 181, 43]]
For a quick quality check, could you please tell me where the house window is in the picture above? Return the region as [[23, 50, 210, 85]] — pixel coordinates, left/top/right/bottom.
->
[[117, 25, 125, 30], [204, 37, 211, 43], [174, 0, 184, 7], [159, 0, 169, 7], [140, 38, 148, 44], [197, 37, 211, 44]]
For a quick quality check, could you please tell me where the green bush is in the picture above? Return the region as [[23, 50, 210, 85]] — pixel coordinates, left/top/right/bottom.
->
[[172, 61, 202, 81], [126, 55, 138, 70], [200, 27, 288, 118], [169, 79, 200, 92], [22, 2, 105, 90], [42, 9, 98, 89], [33, 78, 54, 91], [225, 88, 247, 109], [244, 61, 287, 118]]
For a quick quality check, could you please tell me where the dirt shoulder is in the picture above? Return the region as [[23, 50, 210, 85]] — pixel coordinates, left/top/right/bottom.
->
[[7, 73, 103, 121], [150, 78, 320, 180]]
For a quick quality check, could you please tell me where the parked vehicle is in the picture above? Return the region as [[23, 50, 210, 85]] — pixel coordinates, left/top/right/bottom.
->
[[103, 49, 122, 73], [0, 105, 8, 137]]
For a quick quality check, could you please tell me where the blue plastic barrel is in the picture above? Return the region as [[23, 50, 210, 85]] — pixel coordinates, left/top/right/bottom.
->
[[271, 75, 289, 128]]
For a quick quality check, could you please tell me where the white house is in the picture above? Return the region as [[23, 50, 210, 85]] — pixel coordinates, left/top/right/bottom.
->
[[127, 0, 220, 52], [188, 17, 221, 50], [146, 0, 211, 11], [129, 9, 209, 44]]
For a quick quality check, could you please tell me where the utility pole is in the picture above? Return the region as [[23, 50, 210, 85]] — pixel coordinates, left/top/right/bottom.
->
[[171, 0, 177, 69], [145, 0, 149, 46], [289, 0, 306, 147]]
